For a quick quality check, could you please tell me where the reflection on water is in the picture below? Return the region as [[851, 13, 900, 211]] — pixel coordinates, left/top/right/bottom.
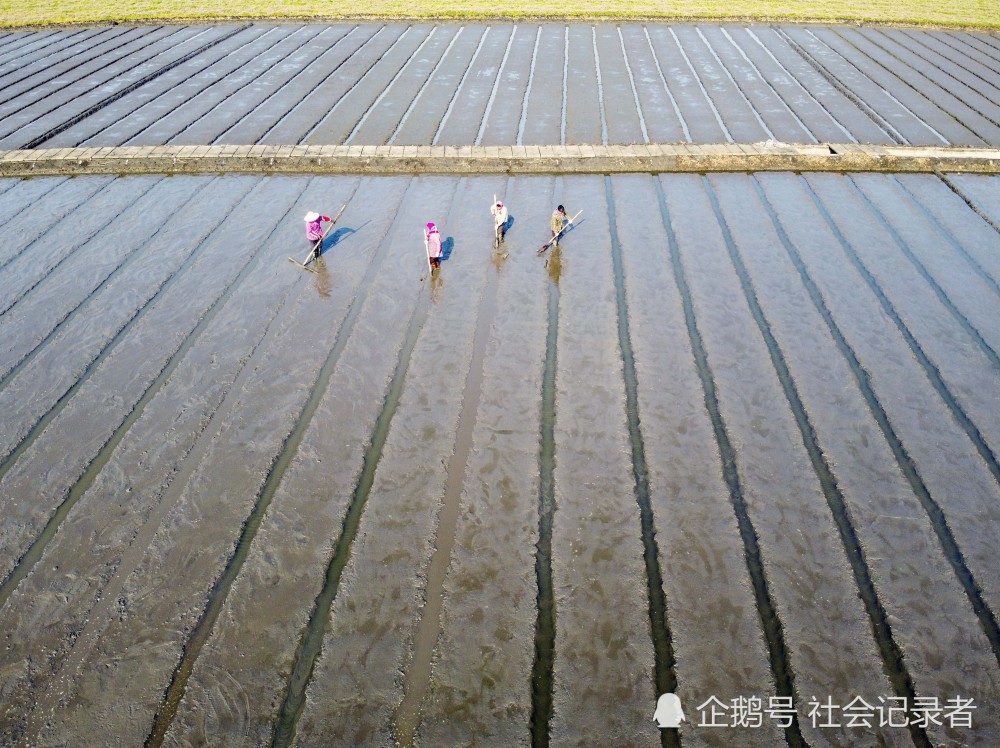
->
[[545, 246, 563, 285], [311, 257, 332, 298], [430, 268, 444, 304]]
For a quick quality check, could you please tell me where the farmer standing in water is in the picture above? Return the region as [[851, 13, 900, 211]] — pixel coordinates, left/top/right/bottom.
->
[[304, 211, 331, 260], [425, 222, 443, 270]]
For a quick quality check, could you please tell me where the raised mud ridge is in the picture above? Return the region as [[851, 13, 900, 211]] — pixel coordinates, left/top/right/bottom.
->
[[2, 142, 1000, 175]]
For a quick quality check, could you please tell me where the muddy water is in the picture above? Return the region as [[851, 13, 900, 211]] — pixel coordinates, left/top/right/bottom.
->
[[664, 173, 901, 747], [614, 173, 784, 748], [415, 176, 554, 746], [1, 174, 999, 747], [544, 175, 659, 745], [161, 176, 442, 746], [724, 171, 1000, 746]]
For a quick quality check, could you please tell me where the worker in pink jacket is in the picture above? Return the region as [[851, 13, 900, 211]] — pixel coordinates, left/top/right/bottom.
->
[[425, 222, 442, 269], [304, 211, 331, 259]]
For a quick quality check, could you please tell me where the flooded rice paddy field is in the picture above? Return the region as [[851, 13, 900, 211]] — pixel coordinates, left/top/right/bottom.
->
[[0, 171, 999, 747], [1, 23, 1000, 150]]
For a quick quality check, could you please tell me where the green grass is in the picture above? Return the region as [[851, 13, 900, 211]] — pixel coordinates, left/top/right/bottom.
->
[[1, 0, 999, 30]]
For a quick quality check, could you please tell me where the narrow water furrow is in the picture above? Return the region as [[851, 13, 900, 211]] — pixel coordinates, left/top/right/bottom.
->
[[834, 28, 999, 142], [891, 176, 1000, 300], [0, 177, 75, 256], [144, 177, 417, 748], [605, 178, 677, 748], [695, 26, 775, 140], [515, 26, 541, 146], [642, 26, 691, 142], [560, 26, 568, 144], [0, 177, 106, 274], [22, 26, 250, 149], [804, 177, 1000, 492], [752, 175, 1000, 670], [0, 27, 182, 133], [846, 175, 1000, 371], [260, 26, 384, 144], [0, 179, 253, 485], [0, 28, 112, 86], [387, 26, 466, 144], [119, 26, 290, 147], [887, 30, 1000, 109], [0, 178, 289, 612], [0, 27, 148, 105], [803, 28, 950, 144], [617, 27, 649, 143], [62, 27, 272, 148], [476, 24, 517, 145], [0, 177, 160, 318], [344, 27, 438, 144], [160, 26, 319, 146], [667, 27, 732, 142], [651, 176, 804, 748], [299, 25, 414, 143], [431, 26, 489, 145], [591, 27, 609, 145], [744, 27, 857, 142], [212, 26, 355, 144], [776, 27, 905, 144], [0, 178, 218, 390], [0, 30, 62, 63], [720, 27, 817, 142], [0, 29, 110, 93], [529, 248, 558, 748], [703, 176, 932, 748], [938, 173, 1000, 235]]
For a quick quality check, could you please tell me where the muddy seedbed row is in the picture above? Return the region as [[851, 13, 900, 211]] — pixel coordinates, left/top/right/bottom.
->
[[0, 172, 999, 747], [1, 23, 1000, 150]]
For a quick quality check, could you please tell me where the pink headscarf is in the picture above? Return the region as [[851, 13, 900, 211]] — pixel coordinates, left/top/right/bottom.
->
[[426, 222, 438, 233]]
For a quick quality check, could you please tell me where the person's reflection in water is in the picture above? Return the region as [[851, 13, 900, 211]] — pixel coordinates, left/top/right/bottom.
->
[[430, 267, 444, 304], [312, 256, 332, 298], [545, 245, 563, 285]]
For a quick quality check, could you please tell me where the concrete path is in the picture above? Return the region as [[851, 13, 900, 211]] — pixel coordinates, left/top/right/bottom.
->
[[2, 143, 1000, 175]]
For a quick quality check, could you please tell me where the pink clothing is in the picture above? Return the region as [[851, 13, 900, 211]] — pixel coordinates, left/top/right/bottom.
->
[[306, 215, 330, 242], [426, 228, 442, 258]]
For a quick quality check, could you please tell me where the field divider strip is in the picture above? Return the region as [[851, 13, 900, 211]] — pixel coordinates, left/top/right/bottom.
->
[[605, 177, 677, 748], [0, 177, 281, 612], [705, 174, 933, 747], [20, 26, 250, 149], [803, 175, 1000, 491], [5, 143, 1000, 175], [651, 175, 805, 748], [432, 25, 490, 145], [752, 175, 1000, 669], [642, 26, 691, 142], [142, 176, 420, 748], [476, 24, 517, 146]]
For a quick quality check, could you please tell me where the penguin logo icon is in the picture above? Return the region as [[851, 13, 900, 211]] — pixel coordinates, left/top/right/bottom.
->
[[654, 693, 686, 729]]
